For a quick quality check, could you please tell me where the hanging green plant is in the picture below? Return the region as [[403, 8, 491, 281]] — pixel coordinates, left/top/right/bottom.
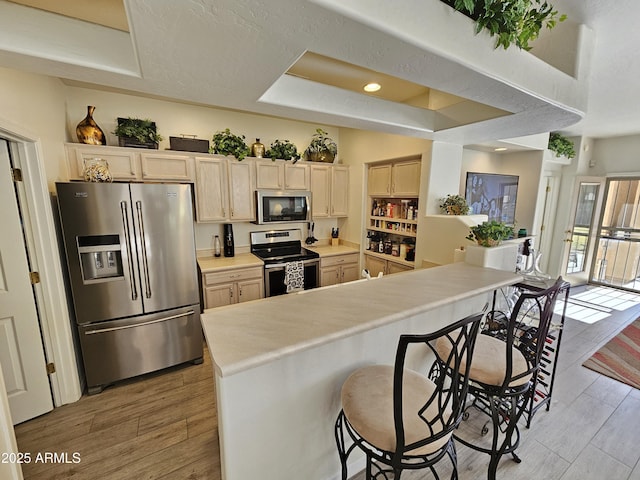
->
[[444, 0, 566, 50], [548, 132, 576, 159], [265, 139, 301, 162], [210, 128, 250, 161]]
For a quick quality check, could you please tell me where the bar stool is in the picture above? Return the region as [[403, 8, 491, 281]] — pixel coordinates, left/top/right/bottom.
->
[[435, 277, 564, 480], [334, 312, 484, 480]]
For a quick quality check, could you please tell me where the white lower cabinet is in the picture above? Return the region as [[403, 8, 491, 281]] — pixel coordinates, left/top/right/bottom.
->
[[364, 253, 413, 278], [320, 253, 359, 287], [202, 266, 264, 308]]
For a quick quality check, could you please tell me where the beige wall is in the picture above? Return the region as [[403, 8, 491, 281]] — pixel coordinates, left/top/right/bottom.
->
[[337, 128, 432, 245], [0, 67, 68, 187], [590, 134, 640, 176], [461, 148, 543, 233]]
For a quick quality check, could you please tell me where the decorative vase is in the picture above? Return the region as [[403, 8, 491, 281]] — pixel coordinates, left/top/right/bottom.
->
[[307, 151, 335, 163], [82, 158, 112, 182], [251, 138, 265, 158], [76, 106, 106, 145]]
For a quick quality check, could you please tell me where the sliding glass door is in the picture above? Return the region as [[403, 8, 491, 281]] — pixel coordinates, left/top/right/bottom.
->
[[561, 178, 604, 285], [591, 178, 640, 293]]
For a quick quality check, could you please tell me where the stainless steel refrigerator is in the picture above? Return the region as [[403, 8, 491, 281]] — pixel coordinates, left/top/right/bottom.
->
[[56, 182, 202, 394]]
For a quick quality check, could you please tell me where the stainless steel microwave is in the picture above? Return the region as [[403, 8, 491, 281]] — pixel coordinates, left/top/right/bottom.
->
[[254, 190, 312, 224]]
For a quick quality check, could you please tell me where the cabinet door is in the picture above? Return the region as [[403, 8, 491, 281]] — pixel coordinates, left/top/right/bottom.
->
[[204, 283, 234, 308], [341, 263, 360, 283], [140, 153, 193, 181], [228, 161, 255, 221], [387, 261, 413, 275], [310, 165, 331, 218], [284, 163, 310, 190], [331, 166, 349, 217], [237, 278, 264, 303], [195, 157, 228, 222], [320, 265, 340, 287], [368, 164, 391, 196], [256, 161, 284, 189], [364, 255, 386, 278], [392, 161, 421, 196], [71, 145, 138, 180]]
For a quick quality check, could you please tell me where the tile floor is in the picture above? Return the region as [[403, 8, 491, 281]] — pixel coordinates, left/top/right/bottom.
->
[[352, 285, 640, 480]]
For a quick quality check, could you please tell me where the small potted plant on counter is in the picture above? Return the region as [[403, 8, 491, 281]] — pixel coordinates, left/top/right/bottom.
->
[[304, 128, 337, 163], [466, 220, 514, 247], [439, 194, 470, 215], [113, 117, 163, 149], [265, 139, 301, 163], [210, 128, 250, 161]]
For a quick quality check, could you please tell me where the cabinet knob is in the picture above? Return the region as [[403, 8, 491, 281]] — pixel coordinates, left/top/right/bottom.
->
[[229, 287, 233, 298]]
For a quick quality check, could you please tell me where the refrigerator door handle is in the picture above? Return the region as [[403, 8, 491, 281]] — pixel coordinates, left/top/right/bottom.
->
[[136, 200, 152, 299], [120, 201, 138, 300], [84, 310, 195, 335]]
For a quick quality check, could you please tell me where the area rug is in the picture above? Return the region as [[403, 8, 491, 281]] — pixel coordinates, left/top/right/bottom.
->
[[583, 317, 640, 390]]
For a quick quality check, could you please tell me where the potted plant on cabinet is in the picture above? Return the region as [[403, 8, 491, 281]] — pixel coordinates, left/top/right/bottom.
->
[[439, 194, 470, 215], [113, 117, 163, 149], [304, 128, 337, 163], [210, 128, 250, 161], [441, 0, 566, 50], [466, 220, 514, 247], [265, 139, 301, 163]]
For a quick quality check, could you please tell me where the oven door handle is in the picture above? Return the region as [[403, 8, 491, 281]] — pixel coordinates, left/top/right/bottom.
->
[[264, 258, 319, 269]]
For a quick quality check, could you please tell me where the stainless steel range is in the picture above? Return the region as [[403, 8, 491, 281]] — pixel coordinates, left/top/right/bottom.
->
[[250, 229, 320, 297]]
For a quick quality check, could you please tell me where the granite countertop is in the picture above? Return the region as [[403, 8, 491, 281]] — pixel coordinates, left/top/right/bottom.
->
[[197, 253, 263, 273], [201, 263, 521, 377]]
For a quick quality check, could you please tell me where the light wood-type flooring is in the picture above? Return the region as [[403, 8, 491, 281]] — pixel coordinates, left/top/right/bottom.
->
[[14, 286, 640, 480]]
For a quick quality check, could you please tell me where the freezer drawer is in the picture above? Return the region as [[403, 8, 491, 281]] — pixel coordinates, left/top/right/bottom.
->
[[78, 305, 202, 394]]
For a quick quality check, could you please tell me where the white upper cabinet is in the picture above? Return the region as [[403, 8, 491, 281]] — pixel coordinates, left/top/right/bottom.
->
[[310, 164, 349, 218], [194, 157, 228, 222], [256, 160, 309, 190]]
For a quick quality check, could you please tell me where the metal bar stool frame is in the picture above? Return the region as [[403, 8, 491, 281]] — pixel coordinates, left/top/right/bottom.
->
[[335, 312, 484, 480], [451, 277, 565, 480]]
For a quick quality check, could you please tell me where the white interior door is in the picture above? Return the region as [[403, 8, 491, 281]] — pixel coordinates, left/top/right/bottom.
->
[[0, 139, 53, 424], [560, 176, 605, 285]]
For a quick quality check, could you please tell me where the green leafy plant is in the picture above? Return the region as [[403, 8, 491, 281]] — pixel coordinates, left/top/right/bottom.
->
[[113, 117, 163, 145], [265, 139, 301, 162], [304, 128, 337, 162], [466, 220, 514, 247], [548, 132, 576, 159], [439, 194, 470, 215], [210, 128, 250, 161], [445, 0, 566, 50]]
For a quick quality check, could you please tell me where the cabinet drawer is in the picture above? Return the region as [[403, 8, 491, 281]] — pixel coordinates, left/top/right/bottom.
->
[[320, 253, 358, 268], [204, 267, 263, 285]]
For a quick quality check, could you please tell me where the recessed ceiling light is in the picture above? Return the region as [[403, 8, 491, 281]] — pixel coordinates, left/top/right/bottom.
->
[[363, 83, 381, 93], [494, 147, 508, 152]]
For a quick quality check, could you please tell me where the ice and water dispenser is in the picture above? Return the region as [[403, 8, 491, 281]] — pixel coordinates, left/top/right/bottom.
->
[[77, 234, 124, 283]]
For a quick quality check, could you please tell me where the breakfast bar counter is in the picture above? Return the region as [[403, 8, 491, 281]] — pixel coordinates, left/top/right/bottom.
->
[[201, 263, 521, 480]]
